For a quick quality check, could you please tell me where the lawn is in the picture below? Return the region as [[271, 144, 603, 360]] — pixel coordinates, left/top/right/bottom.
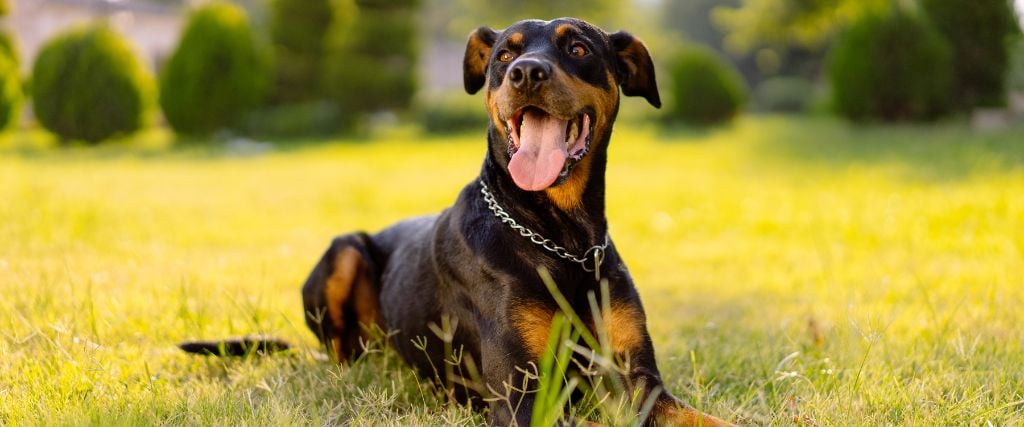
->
[[1, 116, 1023, 425]]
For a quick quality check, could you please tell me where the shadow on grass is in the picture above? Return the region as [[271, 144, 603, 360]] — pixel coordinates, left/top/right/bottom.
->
[[740, 115, 1024, 181]]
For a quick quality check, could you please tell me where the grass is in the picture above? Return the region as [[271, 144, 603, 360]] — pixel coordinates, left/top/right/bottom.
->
[[1, 115, 1023, 425]]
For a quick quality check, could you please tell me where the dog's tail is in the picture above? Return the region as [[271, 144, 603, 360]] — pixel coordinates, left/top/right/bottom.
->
[[177, 335, 292, 356]]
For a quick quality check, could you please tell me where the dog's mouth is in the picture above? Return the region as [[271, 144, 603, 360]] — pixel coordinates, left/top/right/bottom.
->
[[503, 106, 593, 191]]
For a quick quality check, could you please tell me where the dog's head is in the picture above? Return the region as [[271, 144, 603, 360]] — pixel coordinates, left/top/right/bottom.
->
[[464, 18, 660, 205]]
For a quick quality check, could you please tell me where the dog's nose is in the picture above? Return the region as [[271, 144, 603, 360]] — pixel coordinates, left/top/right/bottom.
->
[[508, 58, 551, 91]]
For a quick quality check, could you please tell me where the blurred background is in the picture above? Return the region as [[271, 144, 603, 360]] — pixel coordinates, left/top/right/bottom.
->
[[3, 4, 1024, 424], [1, 0, 1023, 142]]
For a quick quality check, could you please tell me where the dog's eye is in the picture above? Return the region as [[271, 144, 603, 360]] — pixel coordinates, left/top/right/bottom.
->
[[498, 51, 515, 63], [569, 43, 588, 57]]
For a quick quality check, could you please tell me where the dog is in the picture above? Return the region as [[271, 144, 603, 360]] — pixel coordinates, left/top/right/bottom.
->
[[182, 17, 734, 427]]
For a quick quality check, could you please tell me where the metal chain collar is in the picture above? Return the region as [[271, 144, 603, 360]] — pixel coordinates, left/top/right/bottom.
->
[[478, 179, 608, 280]]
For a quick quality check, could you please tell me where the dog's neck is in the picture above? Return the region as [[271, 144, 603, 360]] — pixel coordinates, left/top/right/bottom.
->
[[480, 125, 610, 255]]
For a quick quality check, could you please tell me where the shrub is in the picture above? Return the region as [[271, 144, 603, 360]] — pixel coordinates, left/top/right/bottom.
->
[[754, 76, 814, 113], [0, 30, 15, 60], [0, 48, 20, 131], [665, 45, 747, 125], [268, 0, 332, 104], [239, 101, 342, 138], [828, 10, 953, 122], [419, 92, 488, 134], [160, 2, 269, 135], [0, 28, 20, 131], [920, 0, 1019, 108], [31, 25, 152, 143], [322, 0, 418, 127]]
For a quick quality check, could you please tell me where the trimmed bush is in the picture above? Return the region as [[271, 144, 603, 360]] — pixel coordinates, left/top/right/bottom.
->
[[665, 45, 747, 125], [0, 47, 20, 131], [268, 0, 332, 104], [31, 25, 152, 143], [754, 77, 814, 113], [829, 11, 953, 122], [0, 30, 15, 60], [323, 0, 418, 127], [0, 27, 20, 131], [160, 2, 269, 135], [921, 0, 1019, 108]]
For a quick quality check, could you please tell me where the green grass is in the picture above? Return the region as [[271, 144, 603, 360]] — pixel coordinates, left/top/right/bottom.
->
[[1, 116, 1023, 425]]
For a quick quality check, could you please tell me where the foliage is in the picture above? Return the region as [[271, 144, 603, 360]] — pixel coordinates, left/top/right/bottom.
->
[[0, 0, 8, 16], [829, 10, 953, 122], [1009, 37, 1024, 92], [0, 47, 19, 130], [665, 45, 747, 125], [920, 0, 1020, 108], [268, 0, 332, 104], [31, 25, 152, 143], [3, 117, 1024, 425], [453, 0, 621, 28], [0, 29, 19, 131], [239, 101, 342, 138], [418, 92, 487, 134], [159, 2, 269, 135], [322, 0, 418, 127], [0, 30, 15, 60], [754, 76, 813, 112], [713, 0, 889, 53], [663, 0, 737, 51]]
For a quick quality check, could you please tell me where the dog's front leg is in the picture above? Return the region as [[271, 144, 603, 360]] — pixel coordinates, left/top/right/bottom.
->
[[479, 328, 539, 427], [604, 302, 734, 427]]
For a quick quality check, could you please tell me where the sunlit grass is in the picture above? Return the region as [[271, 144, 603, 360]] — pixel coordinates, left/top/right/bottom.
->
[[1, 116, 1022, 425]]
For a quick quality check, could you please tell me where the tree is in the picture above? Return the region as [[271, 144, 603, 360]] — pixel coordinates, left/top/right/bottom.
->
[[454, 0, 622, 27], [322, 0, 419, 126], [920, 0, 1020, 108], [712, 0, 889, 53], [829, 9, 953, 121], [268, 0, 333, 104]]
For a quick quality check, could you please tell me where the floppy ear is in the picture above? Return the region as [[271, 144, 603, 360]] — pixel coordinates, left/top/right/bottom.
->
[[609, 31, 661, 108], [463, 27, 498, 94]]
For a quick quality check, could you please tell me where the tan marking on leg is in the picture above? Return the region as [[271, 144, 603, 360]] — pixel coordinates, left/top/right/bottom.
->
[[597, 303, 645, 355], [330, 337, 344, 360], [511, 303, 555, 358], [351, 266, 383, 332], [324, 246, 374, 360], [325, 247, 362, 329], [654, 401, 735, 427]]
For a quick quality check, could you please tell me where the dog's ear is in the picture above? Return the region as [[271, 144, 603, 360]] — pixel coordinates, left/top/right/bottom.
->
[[464, 27, 499, 94], [609, 31, 661, 108]]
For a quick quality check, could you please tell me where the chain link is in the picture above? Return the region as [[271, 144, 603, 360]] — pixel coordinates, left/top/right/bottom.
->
[[479, 179, 608, 279]]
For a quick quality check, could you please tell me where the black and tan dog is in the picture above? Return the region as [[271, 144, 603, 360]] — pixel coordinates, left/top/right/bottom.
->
[[184, 17, 733, 427]]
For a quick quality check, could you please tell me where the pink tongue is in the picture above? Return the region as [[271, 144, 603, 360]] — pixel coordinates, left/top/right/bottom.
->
[[508, 110, 568, 191]]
